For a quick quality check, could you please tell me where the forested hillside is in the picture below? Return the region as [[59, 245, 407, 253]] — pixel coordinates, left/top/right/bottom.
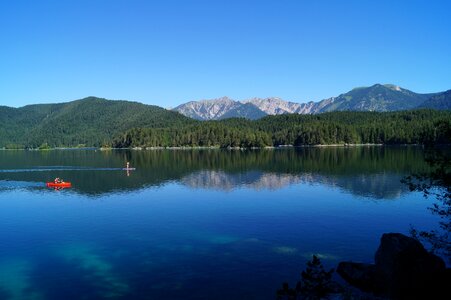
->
[[2, 97, 450, 149], [113, 110, 451, 148], [0, 97, 194, 148]]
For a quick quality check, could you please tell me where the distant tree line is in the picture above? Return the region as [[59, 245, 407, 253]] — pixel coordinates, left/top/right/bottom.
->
[[112, 110, 451, 148]]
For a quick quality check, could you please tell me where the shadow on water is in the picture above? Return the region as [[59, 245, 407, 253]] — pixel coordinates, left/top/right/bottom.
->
[[0, 147, 430, 199]]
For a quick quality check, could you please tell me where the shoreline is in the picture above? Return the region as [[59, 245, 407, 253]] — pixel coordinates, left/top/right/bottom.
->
[[0, 143, 430, 151]]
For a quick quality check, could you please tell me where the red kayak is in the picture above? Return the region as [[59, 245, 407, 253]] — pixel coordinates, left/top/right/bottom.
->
[[46, 182, 72, 188]]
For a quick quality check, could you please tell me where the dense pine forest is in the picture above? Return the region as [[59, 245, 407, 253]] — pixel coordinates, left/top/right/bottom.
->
[[0, 97, 195, 149], [113, 110, 451, 148], [2, 97, 450, 149]]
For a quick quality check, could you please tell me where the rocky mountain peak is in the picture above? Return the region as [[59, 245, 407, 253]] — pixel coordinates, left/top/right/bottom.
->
[[383, 84, 402, 91], [173, 96, 240, 120], [242, 97, 307, 115], [197, 96, 234, 105], [172, 84, 449, 120]]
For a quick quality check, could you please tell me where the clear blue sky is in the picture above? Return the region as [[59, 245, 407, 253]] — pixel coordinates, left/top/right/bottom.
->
[[1, 0, 450, 108]]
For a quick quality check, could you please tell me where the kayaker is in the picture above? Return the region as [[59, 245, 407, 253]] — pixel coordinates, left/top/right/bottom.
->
[[54, 177, 62, 184]]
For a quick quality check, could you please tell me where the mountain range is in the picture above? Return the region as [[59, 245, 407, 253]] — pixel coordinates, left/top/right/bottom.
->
[[173, 84, 450, 120], [0, 83, 449, 148]]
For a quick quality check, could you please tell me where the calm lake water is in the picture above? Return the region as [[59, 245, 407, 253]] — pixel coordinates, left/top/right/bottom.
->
[[0, 147, 441, 299]]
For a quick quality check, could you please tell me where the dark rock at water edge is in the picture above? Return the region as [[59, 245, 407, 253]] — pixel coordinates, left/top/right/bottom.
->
[[336, 262, 377, 293], [337, 233, 450, 299]]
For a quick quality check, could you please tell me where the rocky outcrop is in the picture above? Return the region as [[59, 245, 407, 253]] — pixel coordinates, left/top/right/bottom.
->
[[242, 97, 309, 115], [337, 233, 449, 299], [173, 96, 310, 120], [172, 97, 240, 120], [337, 262, 377, 293]]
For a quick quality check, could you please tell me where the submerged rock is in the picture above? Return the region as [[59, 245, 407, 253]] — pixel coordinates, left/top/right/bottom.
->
[[337, 233, 450, 299]]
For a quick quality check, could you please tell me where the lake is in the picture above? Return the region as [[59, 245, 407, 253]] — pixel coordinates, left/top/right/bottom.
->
[[0, 147, 441, 299]]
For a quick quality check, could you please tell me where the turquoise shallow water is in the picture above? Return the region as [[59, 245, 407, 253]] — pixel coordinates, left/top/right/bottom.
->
[[0, 147, 441, 299]]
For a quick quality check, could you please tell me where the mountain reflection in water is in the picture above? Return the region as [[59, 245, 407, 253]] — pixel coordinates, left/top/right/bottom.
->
[[181, 170, 408, 199], [0, 147, 428, 199]]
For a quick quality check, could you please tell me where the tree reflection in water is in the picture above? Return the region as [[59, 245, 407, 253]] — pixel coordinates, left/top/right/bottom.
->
[[403, 147, 451, 262]]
